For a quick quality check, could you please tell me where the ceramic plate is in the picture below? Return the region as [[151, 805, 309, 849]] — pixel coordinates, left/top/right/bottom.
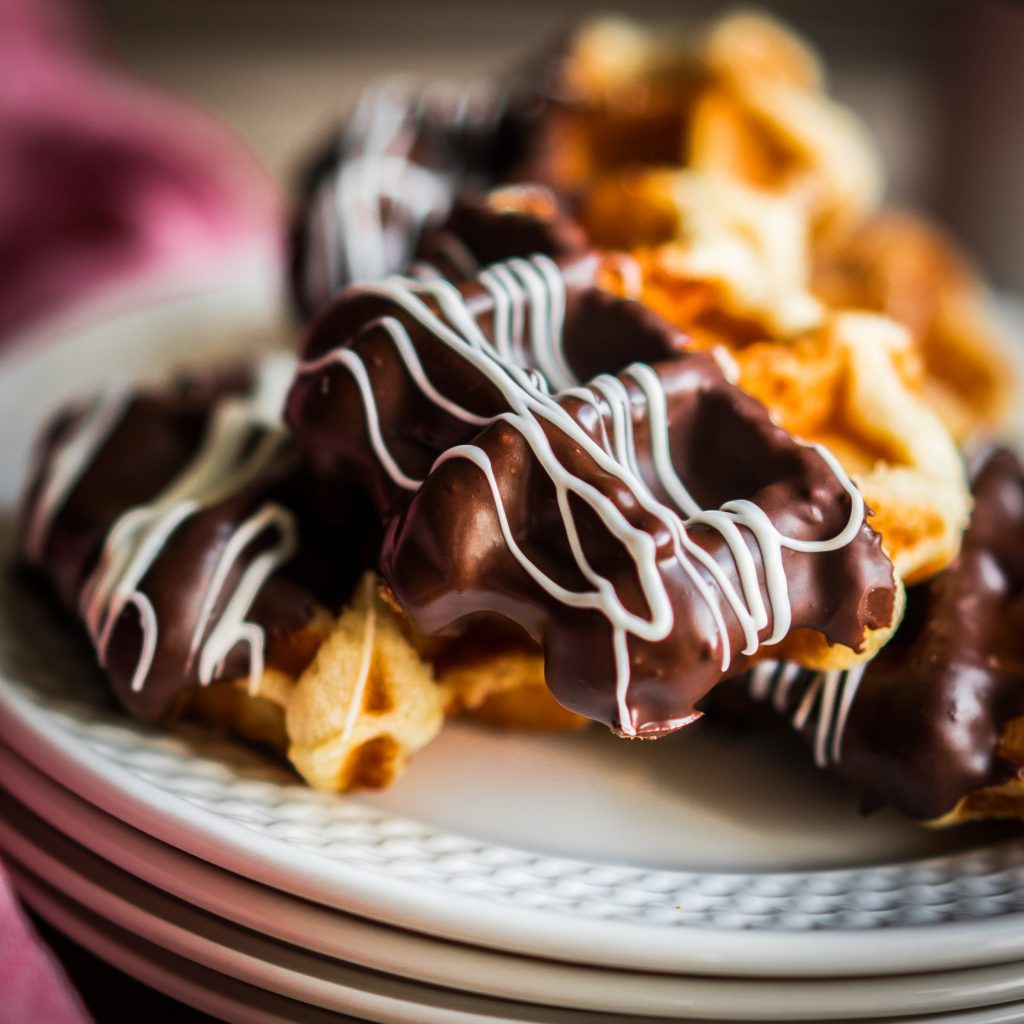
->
[[12, 834, 1024, 1024], [9, 786, 1024, 1024], [3, 287, 1024, 979], [10, 744, 1024, 1020]]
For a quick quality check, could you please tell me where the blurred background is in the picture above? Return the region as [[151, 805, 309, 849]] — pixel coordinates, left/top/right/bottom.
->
[[90, 0, 1024, 290]]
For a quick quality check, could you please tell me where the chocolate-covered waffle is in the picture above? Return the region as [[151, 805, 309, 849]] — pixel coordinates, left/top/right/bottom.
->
[[18, 356, 329, 720], [391, 185, 971, 587], [287, 252, 901, 737], [291, 77, 543, 319], [721, 448, 1024, 823], [17, 358, 445, 791]]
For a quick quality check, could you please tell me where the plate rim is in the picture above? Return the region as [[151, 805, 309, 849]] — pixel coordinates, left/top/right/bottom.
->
[[7, 782, 1024, 1023], [0, 742, 781, 1018], [0, 800, 674, 1024], [11, 865, 347, 1024], [12, 841, 1024, 1024]]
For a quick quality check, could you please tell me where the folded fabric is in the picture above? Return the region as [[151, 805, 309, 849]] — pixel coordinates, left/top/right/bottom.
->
[[0, 0, 280, 341], [0, 858, 92, 1024]]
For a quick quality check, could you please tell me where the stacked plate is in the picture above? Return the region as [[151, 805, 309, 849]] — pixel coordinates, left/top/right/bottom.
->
[[4, 285, 1024, 1024]]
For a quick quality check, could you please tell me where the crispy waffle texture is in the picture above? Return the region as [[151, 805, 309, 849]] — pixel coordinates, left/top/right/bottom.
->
[[721, 313, 971, 586], [438, 649, 590, 732], [927, 703, 1024, 827], [585, 168, 823, 336], [185, 578, 588, 791], [543, 12, 882, 231], [813, 212, 1013, 441], [691, 16, 883, 233], [186, 576, 444, 791], [584, 177, 1011, 446]]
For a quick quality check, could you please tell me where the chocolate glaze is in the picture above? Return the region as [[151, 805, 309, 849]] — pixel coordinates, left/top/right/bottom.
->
[[18, 364, 354, 722], [99, 450, 310, 720], [726, 448, 1024, 820], [415, 187, 589, 279], [20, 390, 212, 612], [381, 353, 895, 736]]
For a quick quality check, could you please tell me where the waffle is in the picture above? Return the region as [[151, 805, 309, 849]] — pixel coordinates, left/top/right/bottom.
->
[[186, 578, 591, 791], [813, 211, 1014, 441], [438, 647, 590, 732], [721, 312, 971, 586], [537, 11, 882, 232], [584, 168, 823, 336], [186, 577, 444, 791]]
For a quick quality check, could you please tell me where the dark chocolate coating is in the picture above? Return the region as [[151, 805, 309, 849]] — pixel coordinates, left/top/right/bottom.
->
[[287, 254, 687, 520], [19, 374, 246, 611], [381, 354, 895, 736], [415, 188, 589, 277], [99, 449, 312, 720], [18, 370, 356, 722], [724, 448, 1024, 820], [290, 82, 545, 319]]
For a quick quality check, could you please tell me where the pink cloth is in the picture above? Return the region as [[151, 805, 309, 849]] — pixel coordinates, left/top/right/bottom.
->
[[0, 0, 280, 341], [0, 859, 92, 1024], [0, 0, 282, 1017]]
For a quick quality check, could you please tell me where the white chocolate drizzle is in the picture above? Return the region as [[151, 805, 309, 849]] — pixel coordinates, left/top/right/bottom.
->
[[76, 353, 300, 696], [308, 78, 499, 305], [748, 659, 868, 767], [339, 574, 379, 748], [23, 390, 130, 565], [296, 260, 866, 735]]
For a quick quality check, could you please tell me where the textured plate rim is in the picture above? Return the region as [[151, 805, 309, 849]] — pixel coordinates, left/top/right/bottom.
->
[[6, 778, 1024, 1019], [13, 853, 1024, 1024], [6, 658, 1024, 979]]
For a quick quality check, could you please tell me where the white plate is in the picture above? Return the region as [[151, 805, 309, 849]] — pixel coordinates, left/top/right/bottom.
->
[[9, 743, 1024, 1021], [0, 793, 721, 1024], [13, 843, 1024, 1024], [9, 786, 1024, 1024], [2, 287, 1024, 980]]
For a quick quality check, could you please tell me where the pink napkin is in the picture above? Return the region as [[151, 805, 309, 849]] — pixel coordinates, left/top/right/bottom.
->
[[0, 860, 92, 1024], [0, 0, 281, 342], [0, 0, 283, 1017]]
